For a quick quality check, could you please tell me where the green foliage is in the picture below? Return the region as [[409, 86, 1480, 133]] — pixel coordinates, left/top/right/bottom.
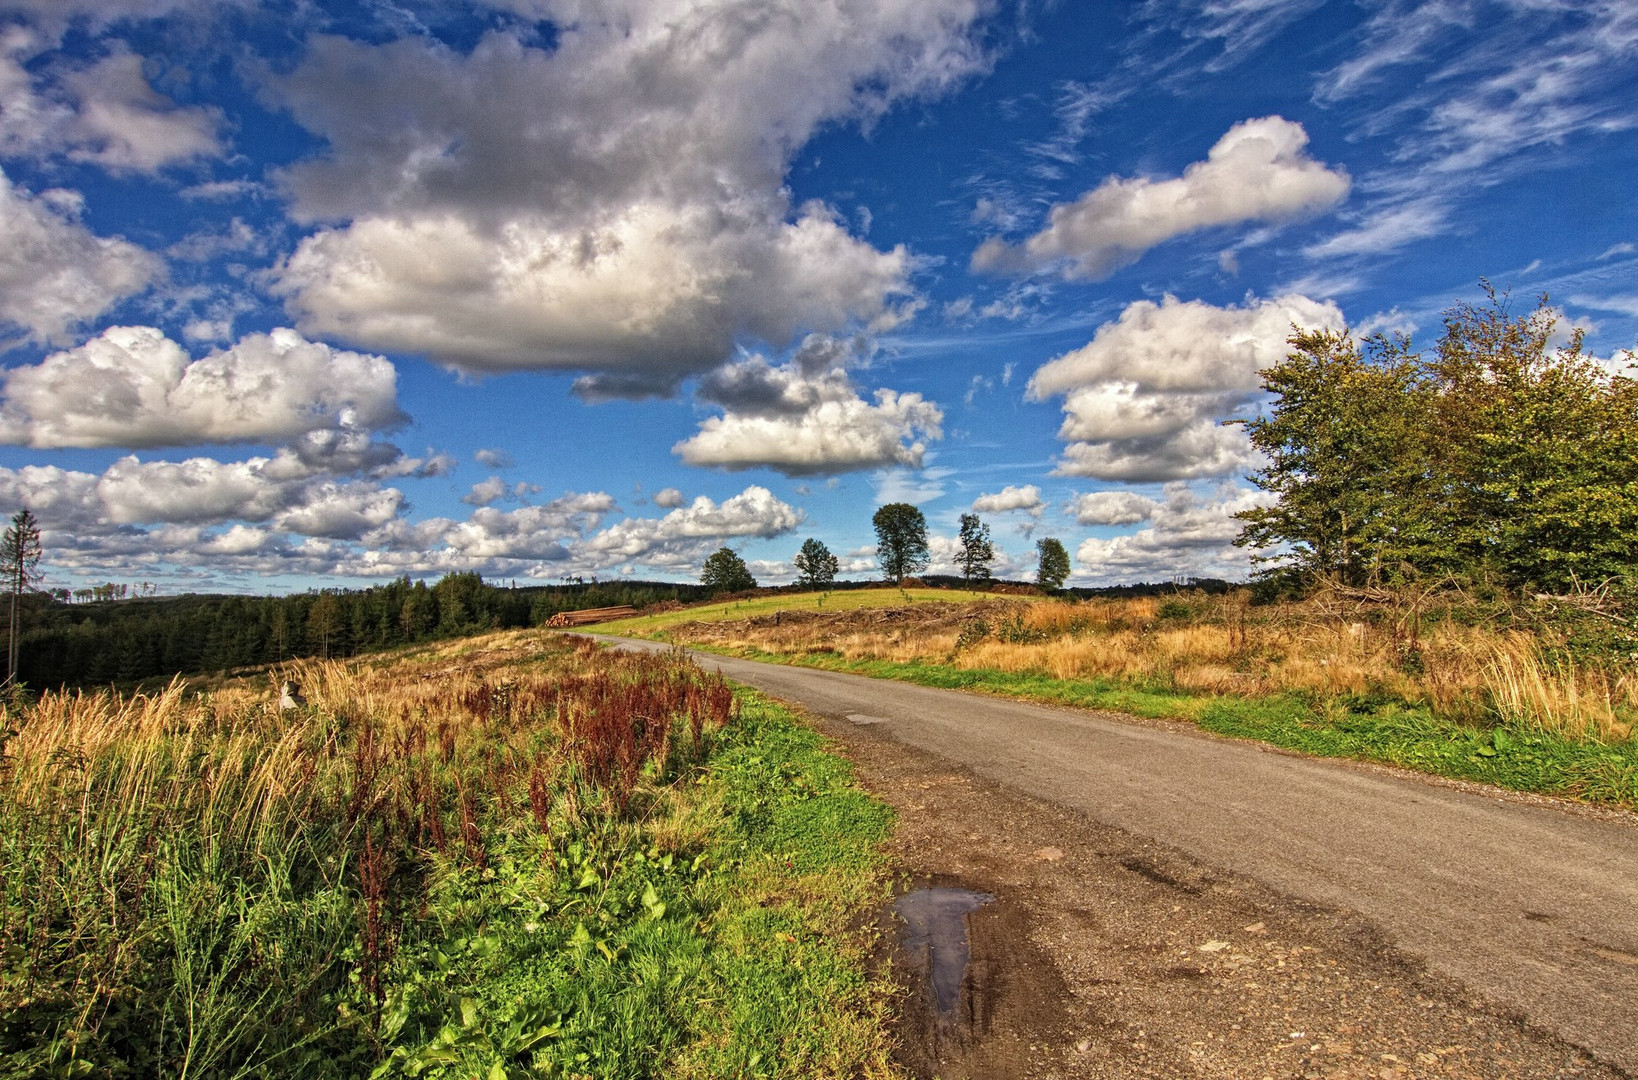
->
[[792, 538, 839, 590], [1035, 538, 1070, 592], [1238, 287, 1638, 591], [701, 547, 757, 595], [872, 503, 929, 585], [956, 514, 994, 587], [12, 577, 711, 690], [0, 642, 898, 1078]]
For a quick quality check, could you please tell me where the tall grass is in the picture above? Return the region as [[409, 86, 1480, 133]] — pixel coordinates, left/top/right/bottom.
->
[[0, 635, 742, 1078], [669, 590, 1636, 743]]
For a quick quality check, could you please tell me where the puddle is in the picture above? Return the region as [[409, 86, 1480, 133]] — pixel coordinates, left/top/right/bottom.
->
[[896, 887, 995, 1019]]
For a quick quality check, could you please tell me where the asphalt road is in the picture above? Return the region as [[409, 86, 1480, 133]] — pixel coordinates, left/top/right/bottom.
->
[[597, 636, 1638, 1074]]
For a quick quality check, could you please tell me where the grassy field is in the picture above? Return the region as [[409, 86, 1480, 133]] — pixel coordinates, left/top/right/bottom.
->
[[0, 631, 903, 1079], [616, 589, 1638, 811], [591, 587, 1016, 636]]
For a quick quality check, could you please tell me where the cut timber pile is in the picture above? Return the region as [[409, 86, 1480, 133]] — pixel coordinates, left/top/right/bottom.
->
[[545, 605, 639, 628]]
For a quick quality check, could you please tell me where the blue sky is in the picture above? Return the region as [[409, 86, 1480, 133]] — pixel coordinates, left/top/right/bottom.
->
[[0, 0, 1633, 593]]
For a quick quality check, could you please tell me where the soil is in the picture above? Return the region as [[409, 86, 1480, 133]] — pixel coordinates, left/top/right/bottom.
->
[[802, 710, 1628, 1080]]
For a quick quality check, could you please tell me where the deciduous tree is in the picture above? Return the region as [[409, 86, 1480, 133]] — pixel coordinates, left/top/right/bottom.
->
[[957, 513, 994, 587], [1035, 537, 1070, 593], [1236, 286, 1638, 592], [793, 538, 839, 589], [872, 503, 929, 585], [701, 547, 757, 594]]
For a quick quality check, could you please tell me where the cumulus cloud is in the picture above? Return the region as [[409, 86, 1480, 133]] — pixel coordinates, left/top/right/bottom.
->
[[1074, 483, 1270, 585], [1028, 293, 1344, 481], [652, 487, 685, 509], [972, 116, 1349, 279], [0, 325, 404, 448], [267, 2, 989, 377], [55, 50, 222, 172], [0, 168, 160, 343], [1070, 490, 1158, 526], [972, 484, 1044, 517], [473, 448, 514, 469], [462, 476, 510, 508], [461, 476, 542, 507], [572, 486, 803, 569], [1, 41, 221, 173], [674, 352, 943, 475]]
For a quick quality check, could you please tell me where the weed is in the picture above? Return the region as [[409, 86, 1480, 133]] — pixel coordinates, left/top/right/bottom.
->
[[0, 632, 897, 1078]]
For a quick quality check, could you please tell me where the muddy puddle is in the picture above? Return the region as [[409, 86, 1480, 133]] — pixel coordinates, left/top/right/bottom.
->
[[887, 881, 1068, 1080], [895, 886, 995, 1020]]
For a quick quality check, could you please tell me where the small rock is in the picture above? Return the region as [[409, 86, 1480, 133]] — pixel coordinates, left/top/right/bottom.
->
[[1199, 940, 1231, 953], [1034, 846, 1064, 861]]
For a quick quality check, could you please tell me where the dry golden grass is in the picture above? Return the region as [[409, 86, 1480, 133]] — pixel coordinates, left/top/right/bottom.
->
[[666, 591, 1635, 742]]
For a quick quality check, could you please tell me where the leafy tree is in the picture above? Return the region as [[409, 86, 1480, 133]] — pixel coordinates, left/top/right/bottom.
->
[[1036, 537, 1070, 592], [3, 508, 41, 681], [307, 592, 345, 659], [793, 538, 839, 589], [872, 503, 929, 584], [956, 513, 994, 587], [701, 547, 757, 594], [1237, 287, 1638, 591], [1232, 327, 1438, 585]]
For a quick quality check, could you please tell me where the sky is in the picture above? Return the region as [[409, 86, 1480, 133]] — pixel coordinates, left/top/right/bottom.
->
[[0, 0, 1634, 594]]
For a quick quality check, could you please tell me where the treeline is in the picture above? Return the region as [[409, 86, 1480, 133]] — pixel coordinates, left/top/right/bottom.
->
[[1237, 287, 1638, 593], [13, 574, 710, 688]]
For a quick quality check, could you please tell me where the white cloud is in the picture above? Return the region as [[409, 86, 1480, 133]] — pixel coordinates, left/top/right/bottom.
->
[[0, 168, 160, 344], [0, 42, 221, 173], [273, 481, 404, 539], [972, 117, 1349, 279], [673, 353, 943, 475], [1596, 242, 1635, 261], [872, 465, 955, 506], [474, 448, 514, 469], [54, 49, 222, 173], [653, 487, 685, 509], [1028, 293, 1344, 482], [1074, 483, 1271, 585], [0, 326, 404, 449], [267, 2, 990, 376], [461, 476, 542, 507], [572, 486, 803, 569], [972, 484, 1044, 517], [462, 476, 510, 508], [1070, 490, 1158, 526]]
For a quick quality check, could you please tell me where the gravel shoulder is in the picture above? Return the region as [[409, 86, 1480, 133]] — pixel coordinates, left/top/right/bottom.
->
[[823, 711, 1624, 1080]]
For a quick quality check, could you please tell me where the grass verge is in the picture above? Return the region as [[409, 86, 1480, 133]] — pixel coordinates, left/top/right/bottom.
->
[[669, 644, 1638, 812], [0, 634, 903, 1079]]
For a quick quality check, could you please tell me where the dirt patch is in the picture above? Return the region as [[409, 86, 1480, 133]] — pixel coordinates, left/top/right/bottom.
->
[[810, 713, 1627, 1080]]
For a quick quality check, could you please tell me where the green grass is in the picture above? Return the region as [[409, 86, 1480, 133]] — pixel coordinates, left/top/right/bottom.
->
[[371, 693, 899, 1080], [668, 645, 1638, 812], [591, 587, 1017, 636], [0, 641, 905, 1079]]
